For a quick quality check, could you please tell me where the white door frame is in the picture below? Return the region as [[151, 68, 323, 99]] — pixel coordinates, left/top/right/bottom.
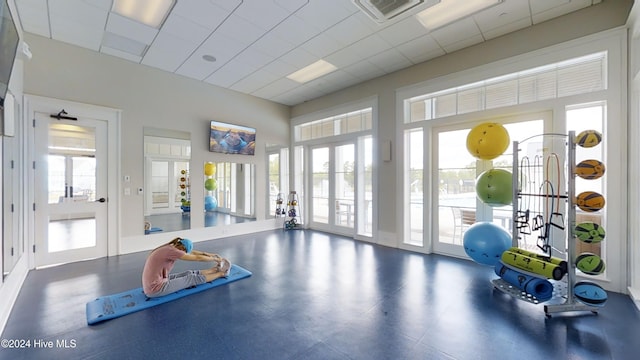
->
[[25, 95, 120, 268]]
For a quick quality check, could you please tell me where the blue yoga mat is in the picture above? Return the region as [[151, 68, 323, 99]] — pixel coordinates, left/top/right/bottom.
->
[[495, 261, 553, 302], [144, 227, 162, 234], [86, 264, 252, 325]]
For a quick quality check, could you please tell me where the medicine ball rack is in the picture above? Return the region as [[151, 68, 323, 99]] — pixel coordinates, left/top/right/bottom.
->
[[283, 191, 302, 230], [491, 131, 601, 316]]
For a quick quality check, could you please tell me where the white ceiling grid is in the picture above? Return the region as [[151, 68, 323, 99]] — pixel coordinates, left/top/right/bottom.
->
[[16, 0, 602, 106]]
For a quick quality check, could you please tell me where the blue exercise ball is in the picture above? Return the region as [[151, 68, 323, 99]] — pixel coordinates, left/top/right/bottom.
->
[[463, 221, 511, 266], [204, 195, 218, 211]]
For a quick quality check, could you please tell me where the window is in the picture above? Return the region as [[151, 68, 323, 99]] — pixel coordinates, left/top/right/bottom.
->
[[406, 52, 607, 123], [293, 102, 376, 239], [295, 108, 373, 141]]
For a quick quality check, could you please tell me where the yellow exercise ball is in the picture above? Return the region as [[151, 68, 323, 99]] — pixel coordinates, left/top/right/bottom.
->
[[466, 122, 510, 160], [204, 162, 216, 176]]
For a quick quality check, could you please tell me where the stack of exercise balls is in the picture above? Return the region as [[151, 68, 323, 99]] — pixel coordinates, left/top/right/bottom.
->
[[464, 122, 556, 302], [571, 129, 607, 307], [463, 122, 513, 266], [179, 169, 190, 212], [204, 162, 218, 212]]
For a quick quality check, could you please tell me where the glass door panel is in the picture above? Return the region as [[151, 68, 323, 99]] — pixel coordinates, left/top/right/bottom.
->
[[38, 117, 108, 266], [357, 136, 373, 237], [334, 144, 354, 229], [311, 147, 329, 224], [437, 128, 477, 247], [405, 129, 424, 246]]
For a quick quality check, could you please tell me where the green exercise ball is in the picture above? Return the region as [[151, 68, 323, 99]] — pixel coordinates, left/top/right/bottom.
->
[[475, 168, 512, 207], [204, 178, 218, 191]]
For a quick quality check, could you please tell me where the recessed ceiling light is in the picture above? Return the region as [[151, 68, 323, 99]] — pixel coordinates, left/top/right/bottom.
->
[[112, 0, 176, 28], [416, 0, 502, 31], [202, 55, 217, 62], [287, 60, 338, 83]]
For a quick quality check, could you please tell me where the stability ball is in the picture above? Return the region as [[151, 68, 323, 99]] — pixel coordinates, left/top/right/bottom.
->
[[205, 178, 218, 191], [466, 122, 510, 160], [463, 222, 511, 266], [204, 162, 216, 176], [205, 195, 218, 211], [476, 168, 513, 207]]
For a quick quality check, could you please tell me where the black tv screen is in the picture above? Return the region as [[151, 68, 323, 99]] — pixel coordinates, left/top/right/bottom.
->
[[209, 120, 256, 155], [0, 0, 19, 108]]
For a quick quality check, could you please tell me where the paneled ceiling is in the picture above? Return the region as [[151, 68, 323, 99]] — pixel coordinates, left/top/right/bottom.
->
[[16, 0, 602, 106]]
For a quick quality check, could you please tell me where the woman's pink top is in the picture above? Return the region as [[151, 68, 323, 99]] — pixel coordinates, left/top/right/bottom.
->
[[142, 245, 185, 295]]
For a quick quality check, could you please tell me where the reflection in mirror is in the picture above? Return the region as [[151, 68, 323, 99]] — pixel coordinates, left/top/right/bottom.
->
[[204, 162, 256, 227], [143, 128, 191, 234]]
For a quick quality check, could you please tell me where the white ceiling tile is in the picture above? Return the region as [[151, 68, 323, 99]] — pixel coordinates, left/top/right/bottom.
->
[[160, 14, 212, 44], [175, 33, 246, 80], [231, 71, 280, 94], [216, 14, 268, 47], [300, 33, 345, 58], [377, 17, 429, 45], [326, 34, 391, 68], [532, 0, 592, 24], [205, 62, 255, 88], [481, 18, 531, 41], [209, 0, 243, 12], [396, 35, 445, 63], [251, 32, 296, 59], [323, 12, 377, 47], [251, 77, 300, 99], [15, 0, 51, 37], [234, 0, 292, 30], [261, 59, 299, 77], [233, 49, 275, 70], [529, 0, 572, 15], [367, 49, 412, 74], [441, 34, 484, 53], [171, 1, 234, 30], [294, 0, 354, 31], [48, 0, 109, 27], [274, 0, 310, 13], [278, 47, 318, 69], [51, 22, 105, 51], [473, 0, 531, 34], [269, 14, 320, 47], [142, 32, 199, 72], [342, 61, 386, 80], [430, 17, 482, 47], [106, 13, 158, 45]]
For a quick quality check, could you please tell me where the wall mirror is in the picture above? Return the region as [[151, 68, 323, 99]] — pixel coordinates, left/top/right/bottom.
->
[[143, 128, 191, 234], [203, 161, 256, 227]]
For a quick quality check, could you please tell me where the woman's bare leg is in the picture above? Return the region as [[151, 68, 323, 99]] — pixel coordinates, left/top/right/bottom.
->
[[200, 258, 231, 282]]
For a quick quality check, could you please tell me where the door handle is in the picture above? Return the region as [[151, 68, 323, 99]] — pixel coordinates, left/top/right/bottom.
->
[[95, 197, 107, 203]]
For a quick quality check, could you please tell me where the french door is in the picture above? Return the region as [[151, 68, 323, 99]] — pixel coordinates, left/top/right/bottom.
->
[[431, 114, 546, 258], [307, 136, 373, 239], [33, 112, 109, 267]]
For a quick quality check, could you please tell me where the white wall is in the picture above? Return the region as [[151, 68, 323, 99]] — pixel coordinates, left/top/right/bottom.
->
[[22, 34, 291, 243]]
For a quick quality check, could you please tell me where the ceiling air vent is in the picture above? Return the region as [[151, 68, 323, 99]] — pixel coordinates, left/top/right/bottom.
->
[[353, 0, 425, 23]]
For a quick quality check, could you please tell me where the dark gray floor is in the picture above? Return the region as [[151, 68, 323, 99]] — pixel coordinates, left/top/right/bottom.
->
[[2, 230, 639, 359]]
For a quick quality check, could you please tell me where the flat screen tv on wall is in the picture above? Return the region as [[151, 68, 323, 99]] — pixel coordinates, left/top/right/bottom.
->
[[209, 120, 256, 155]]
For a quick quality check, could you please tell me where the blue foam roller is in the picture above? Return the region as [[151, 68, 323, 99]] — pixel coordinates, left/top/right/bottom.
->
[[495, 261, 554, 302]]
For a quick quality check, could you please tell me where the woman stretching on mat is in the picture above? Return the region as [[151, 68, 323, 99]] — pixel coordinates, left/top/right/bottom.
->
[[142, 237, 231, 298]]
